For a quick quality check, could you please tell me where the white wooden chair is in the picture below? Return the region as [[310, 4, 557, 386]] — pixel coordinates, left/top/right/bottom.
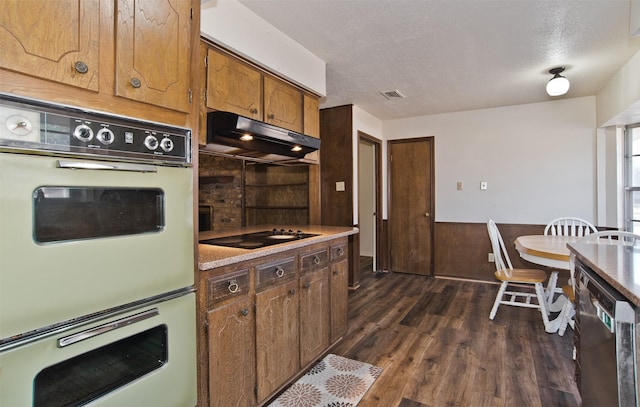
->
[[556, 230, 640, 336], [579, 230, 640, 246], [487, 220, 554, 332], [543, 217, 597, 308]]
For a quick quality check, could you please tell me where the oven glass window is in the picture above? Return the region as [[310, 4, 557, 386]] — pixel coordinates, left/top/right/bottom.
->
[[33, 325, 168, 407], [33, 187, 164, 243]]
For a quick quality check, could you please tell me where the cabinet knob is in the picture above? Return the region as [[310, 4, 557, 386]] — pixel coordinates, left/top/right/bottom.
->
[[74, 61, 88, 74], [333, 270, 340, 275], [241, 308, 249, 316], [313, 256, 320, 265], [267, 113, 275, 120], [275, 267, 285, 278], [337, 248, 344, 256], [228, 280, 239, 294], [288, 288, 295, 295], [303, 282, 311, 289], [250, 108, 258, 114], [130, 77, 142, 88]]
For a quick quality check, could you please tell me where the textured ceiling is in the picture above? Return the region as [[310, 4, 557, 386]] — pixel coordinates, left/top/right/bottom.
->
[[238, 0, 640, 120]]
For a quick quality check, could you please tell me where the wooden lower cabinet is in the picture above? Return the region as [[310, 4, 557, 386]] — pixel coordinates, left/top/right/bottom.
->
[[299, 267, 331, 367], [255, 278, 299, 401], [207, 297, 256, 407], [203, 268, 255, 407], [330, 241, 349, 341], [330, 258, 349, 341], [198, 236, 349, 406]]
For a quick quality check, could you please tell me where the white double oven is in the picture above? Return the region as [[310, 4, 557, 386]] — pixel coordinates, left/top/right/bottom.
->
[[0, 94, 196, 406]]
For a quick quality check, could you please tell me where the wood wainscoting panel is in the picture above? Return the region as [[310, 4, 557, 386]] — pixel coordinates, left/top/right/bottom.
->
[[435, 222, 546, 282]]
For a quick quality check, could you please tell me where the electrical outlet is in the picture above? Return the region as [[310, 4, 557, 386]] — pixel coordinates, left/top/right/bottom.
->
[[488, 253, 495, 262]]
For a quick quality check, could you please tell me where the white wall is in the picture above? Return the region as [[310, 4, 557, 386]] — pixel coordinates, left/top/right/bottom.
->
[[200, 0, 326, 96], [597, 49, 640, 127], [382, 97, 597, 225]]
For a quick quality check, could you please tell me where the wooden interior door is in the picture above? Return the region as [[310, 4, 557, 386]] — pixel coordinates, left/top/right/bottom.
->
[[389, 138, 434, 275]]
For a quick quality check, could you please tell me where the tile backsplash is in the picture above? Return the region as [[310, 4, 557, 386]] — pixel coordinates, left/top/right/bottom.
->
[[198, 153, 243, 230]]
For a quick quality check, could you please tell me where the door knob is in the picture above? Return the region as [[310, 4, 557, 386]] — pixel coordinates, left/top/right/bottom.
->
[[425, 213, 430, 217]]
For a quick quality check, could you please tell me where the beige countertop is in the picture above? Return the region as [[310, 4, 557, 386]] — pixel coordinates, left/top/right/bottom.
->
[[568, 242, 640, 307], [198, 225, 359, 271]]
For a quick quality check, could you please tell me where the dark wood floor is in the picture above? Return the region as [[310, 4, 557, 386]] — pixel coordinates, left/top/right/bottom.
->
[[331, 257, 581, 407]]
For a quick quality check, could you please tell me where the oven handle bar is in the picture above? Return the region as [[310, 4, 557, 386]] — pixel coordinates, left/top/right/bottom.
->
[[57, 308, 159, 348], [57, 160, 158, 173]]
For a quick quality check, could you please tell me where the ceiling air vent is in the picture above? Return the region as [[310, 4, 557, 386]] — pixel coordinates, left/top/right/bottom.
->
[[381, 90, 405, 99]]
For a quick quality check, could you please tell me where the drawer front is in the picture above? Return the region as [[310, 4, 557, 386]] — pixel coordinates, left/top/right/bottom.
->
[[300, 248, 329, 273], [256, 257, 296, 291], [330, 243, 347, 261], [207, 270, 250, 307]]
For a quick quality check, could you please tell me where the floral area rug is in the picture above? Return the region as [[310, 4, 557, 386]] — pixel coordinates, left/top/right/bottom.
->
[[268, 353, 382, 407]]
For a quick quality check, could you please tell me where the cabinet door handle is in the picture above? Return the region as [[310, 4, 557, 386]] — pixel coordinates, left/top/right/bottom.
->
[[241, 308, 249, 316], [313, 256, 320, 265], [275, 267, 285, 278], [337, 248, 344, 256], [303, 282, 311, 289], [228, 280, 239, 293], [267, 113, 275, 120], [333, 270, 340, 276], [74, 61, 88, 74], [130, 77, 142, 88], [288, 288, 296, 295], [250, 108, 258, 114]]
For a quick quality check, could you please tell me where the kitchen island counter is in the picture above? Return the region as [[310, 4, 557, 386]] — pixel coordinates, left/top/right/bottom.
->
[[568, 241, 640, 307], [198, 225, 358, 270]]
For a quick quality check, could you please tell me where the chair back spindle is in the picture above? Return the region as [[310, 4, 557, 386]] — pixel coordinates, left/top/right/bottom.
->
[[544, 217, 597, 237]]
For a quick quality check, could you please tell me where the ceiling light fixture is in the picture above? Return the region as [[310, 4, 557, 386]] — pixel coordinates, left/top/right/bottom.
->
[[546, 67, 570, 96], [240, 133, 253, 141]]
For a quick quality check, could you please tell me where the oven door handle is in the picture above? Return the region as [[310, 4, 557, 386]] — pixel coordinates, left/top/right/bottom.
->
[[57, 160, 158, 173], [57, 308, 159, 348]]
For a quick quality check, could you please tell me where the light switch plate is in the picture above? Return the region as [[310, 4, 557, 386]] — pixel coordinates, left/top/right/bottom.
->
[[336, 181, 345, 192]]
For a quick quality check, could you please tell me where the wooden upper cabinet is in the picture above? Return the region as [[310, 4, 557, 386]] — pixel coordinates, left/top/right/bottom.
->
[[302, 93, 320, 164], [264, 75, 303, 133], [206, 48, 262, 119], [304, 94, 320, 138], [115, 0, 192, 113], [0, 0, 100, 91]]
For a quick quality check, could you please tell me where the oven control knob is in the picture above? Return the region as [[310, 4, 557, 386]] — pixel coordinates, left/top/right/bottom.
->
[[144, 135, 159, 150], [96, 128, 115, 145], [73, 124, 94, 142], [160, 137, 174, 152]]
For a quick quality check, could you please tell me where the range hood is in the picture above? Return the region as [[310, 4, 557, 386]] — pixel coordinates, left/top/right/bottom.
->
[[202, 111, 320, 164]]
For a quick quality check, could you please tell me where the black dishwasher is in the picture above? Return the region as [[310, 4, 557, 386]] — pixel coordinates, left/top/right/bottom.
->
[[576, 260, 638, 406]]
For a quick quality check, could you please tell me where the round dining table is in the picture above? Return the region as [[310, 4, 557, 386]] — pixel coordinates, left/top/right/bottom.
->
[[514, 235, 578, 270], [514, 235, 580, 317]]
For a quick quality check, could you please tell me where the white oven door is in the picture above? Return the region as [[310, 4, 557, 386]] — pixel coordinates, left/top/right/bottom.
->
[[0, 152, 194, 340], [0, 292, 196, 407]]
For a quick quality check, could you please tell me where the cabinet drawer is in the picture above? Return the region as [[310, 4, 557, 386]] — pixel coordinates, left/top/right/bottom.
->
[[256, 257, 296, 291], [207, 270, 250, 307], [300, 248, 329, 273], [330, 243, 347, 261]]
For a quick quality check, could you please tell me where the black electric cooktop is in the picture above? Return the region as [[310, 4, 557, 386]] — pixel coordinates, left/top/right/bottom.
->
[[199, 229, 318, 249]]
